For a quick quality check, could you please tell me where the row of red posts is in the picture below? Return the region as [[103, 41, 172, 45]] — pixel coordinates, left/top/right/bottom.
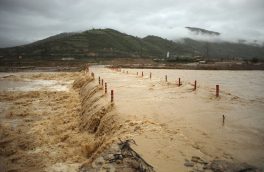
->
[[98, 76, 114, 102], [122, 69, 220, 97], [86, 65, 114, 103], [87, 65, 220, 102]]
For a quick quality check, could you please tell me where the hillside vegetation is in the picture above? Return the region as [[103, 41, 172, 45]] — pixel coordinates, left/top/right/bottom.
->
[[0, 28, 263, 60]]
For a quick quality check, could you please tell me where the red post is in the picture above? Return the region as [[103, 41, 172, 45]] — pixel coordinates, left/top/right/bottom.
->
[[99, 77, 100, 84], [178, 78, 181, 86], [105, 83, 107, 94], [150, 72, 152, 79], [111, 90, 114, 102], [142, 71, 144, 77], [165, 75, 167, 82], [216, 85, 219, 97], [194, 80, 197, 90]]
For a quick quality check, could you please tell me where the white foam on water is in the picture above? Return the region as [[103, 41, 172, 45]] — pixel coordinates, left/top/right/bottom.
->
[[0, 80, 72, 92]]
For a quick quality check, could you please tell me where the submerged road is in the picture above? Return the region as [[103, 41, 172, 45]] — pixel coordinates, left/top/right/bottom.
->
[[90, 66, 264, 171]]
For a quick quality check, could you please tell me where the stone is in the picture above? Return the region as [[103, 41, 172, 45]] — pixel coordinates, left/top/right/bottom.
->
[[191, 156, 205, 164], [184, 161, 194, 167]]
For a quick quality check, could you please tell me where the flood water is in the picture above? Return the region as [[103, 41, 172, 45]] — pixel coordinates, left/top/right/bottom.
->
[[0, 74, 72, 92], [0, 68, 263, 171], [90, 66, 264, 171]]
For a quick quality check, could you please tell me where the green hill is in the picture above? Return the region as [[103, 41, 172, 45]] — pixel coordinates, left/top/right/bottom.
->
[[0, 28, 263, 60]]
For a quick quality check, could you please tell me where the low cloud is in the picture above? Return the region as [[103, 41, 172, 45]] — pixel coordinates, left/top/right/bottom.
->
[[0, 0, 264, 47]]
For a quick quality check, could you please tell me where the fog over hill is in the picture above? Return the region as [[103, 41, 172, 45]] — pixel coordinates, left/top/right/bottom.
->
[[0, 0, 264, 48]]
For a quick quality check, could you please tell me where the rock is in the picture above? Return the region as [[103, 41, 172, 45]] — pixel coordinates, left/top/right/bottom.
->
[[191, 156, 205, 164], [184, 161, 194, 167]]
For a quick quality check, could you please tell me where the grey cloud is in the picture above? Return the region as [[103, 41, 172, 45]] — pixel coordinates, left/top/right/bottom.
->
[[0, 0, 264, 47]]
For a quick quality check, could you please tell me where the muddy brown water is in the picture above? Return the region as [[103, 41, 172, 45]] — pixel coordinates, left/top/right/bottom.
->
[[0, 68, 263, 171], [90, 66, 264, 171], [0, 72, 86, 172]]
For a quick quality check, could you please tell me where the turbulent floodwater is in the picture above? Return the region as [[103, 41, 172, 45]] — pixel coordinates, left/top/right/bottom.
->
[[90, 66, 264, 171], [0, 68, 263, 172]]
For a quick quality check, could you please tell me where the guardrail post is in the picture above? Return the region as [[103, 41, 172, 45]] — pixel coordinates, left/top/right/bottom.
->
[[111, 90, 114, 102], [216, 85, 219, 97]]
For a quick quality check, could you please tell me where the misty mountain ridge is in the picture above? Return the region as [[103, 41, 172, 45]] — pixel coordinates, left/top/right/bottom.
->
[[30, 28, 264, 47], [0, 28, 263, 60]]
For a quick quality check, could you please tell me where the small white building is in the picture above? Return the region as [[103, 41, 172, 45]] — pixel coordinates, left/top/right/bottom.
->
[[166, 51, 170, 58]]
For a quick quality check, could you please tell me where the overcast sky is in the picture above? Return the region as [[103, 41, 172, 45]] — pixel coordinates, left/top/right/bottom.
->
[[0, 0, 264, 47]]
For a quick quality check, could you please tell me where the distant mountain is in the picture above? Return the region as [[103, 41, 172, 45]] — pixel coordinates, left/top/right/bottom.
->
[[0, 28, 263, 60], [179, 38, 264, 59], [185, 27, 220, 36]]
